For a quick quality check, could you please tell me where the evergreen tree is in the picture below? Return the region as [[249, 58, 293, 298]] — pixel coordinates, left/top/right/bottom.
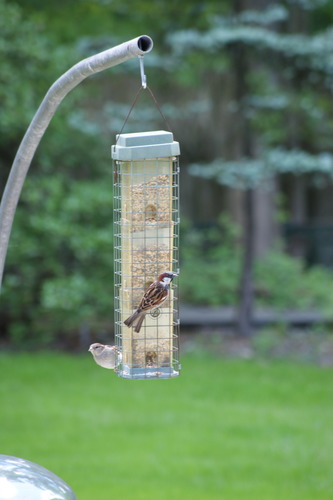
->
[[172, 0, 333, 335]]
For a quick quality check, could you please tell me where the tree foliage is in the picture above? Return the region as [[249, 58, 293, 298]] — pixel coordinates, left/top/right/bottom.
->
[[2, 0, 333, 344], [190, 149, 333, 189], [3, 173, 113, 344], [181, 215, 333, 311], [174, 0, 333, 336], [0, 0, 111, 344], [175, 2, 333, 180]]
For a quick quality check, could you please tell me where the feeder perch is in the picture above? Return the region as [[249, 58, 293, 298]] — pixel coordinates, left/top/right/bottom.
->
[[112, 130, 180, 379]]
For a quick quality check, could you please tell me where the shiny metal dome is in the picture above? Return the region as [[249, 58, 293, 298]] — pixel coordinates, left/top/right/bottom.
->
[[0, 455, 76, 500]]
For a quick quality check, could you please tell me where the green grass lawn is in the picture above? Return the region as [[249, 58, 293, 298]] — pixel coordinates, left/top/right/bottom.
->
[[0, 351, 332, 500]]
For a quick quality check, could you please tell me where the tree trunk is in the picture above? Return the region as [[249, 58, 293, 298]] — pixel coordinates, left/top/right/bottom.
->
[[238, 189, 255, 337], [232, 0, 257, 337]]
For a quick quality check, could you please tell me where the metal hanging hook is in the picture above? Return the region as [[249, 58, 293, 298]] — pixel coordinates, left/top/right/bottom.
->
[[139, 55, 147, 89]]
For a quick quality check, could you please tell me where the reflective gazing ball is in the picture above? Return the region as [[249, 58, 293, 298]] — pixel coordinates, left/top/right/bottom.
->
[[0, 455, 76, 500]]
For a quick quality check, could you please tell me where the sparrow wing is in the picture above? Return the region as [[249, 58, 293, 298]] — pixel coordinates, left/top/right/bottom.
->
[[138, 281, 168, 312]]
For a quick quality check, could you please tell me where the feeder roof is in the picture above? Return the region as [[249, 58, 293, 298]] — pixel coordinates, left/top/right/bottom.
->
[[112, 130, 180, 161]]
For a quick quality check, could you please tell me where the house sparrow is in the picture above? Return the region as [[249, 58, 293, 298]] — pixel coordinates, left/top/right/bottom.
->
[[88, 343, 122, 370], [124, 271, 177, 333]]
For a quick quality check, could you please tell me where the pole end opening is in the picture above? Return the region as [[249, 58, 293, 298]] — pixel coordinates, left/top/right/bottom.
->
[[137, 36, 153, 53]]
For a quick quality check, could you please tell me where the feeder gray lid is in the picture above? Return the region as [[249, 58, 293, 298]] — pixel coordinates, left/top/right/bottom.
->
[[112, 130, 180, 161]]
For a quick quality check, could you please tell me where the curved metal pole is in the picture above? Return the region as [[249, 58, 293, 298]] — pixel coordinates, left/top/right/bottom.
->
[[0, 35, 153, 290]]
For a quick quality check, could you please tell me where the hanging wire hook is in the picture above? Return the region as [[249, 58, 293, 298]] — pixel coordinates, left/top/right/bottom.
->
[[138, 55, 147, 89]]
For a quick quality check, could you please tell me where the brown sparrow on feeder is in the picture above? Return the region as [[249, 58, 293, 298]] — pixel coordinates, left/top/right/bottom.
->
[[124, 271, 177, 333]]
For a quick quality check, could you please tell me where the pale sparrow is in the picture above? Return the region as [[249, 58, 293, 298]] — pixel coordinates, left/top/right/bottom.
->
[[124, 271, 177, 333], [88, 343, 122, 370]]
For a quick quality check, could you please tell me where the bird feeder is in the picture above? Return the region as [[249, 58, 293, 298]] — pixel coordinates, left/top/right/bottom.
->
[[112, 130, 180, 379]]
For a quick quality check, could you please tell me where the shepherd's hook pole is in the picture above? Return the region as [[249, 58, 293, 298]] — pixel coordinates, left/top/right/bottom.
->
[[0, 35, 153, 290]]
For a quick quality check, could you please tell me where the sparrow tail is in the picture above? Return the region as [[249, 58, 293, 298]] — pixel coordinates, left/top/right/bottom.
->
[[134, 314, 145, 333], [124, 310, 146, 332]]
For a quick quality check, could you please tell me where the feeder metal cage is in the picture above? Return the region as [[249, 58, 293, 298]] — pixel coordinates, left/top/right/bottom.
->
[[112, 130, 180, 379]]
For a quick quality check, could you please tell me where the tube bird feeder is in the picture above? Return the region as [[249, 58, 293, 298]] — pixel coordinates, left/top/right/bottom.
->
[[112, 130, 180, 379]]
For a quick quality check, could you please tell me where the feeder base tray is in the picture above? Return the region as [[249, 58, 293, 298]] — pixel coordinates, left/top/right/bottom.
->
[[116, 366, 180, 380]]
